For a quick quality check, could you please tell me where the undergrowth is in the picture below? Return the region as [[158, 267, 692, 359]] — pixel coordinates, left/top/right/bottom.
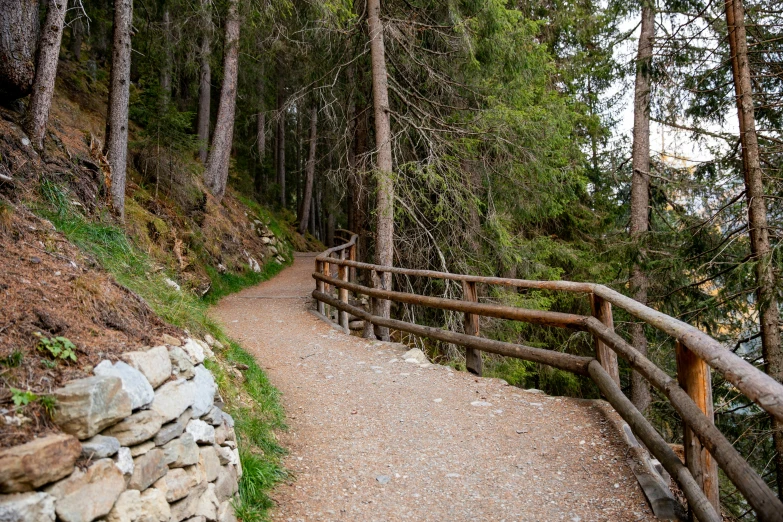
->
[[34, 179, 288, 521]]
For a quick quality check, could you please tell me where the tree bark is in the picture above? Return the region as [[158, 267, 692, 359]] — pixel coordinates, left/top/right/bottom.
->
[[104, 0, 133, 221], [203, 0, 239, 202], [255, 62, 265, 195], [160, 7, 172, 104], [367, 0, 394, 341], [725, 0, 783, 499], [276, 64, 286, 207], [26, 0, 67, 150], [0, 0, 39, 99], [629, 1, 654, 414], [196, 0, 212, 164], [70, 1, 83, 62], [298, 104, 318, 234]]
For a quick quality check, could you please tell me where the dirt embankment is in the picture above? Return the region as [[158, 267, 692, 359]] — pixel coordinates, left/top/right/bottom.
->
[[0, 60, 317, 449]]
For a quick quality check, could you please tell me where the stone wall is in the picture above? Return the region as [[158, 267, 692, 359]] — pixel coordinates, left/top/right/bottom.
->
[[0, 335, 241, 522]]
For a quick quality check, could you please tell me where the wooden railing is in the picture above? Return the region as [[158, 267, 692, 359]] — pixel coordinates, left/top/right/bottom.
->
[[312, 235, 783, 522]]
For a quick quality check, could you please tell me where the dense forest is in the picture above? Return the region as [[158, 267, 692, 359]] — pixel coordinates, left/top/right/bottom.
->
[[0, 0, 781, 518]]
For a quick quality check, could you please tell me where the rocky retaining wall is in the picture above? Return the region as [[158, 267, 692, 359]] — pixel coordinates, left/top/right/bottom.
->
[[0, 334, 241, 522]]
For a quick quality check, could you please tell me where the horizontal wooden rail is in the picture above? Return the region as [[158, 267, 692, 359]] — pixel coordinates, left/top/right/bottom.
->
[[313, 290, 593, 376], [311, 235, 783, 521], [313, 272, 589, 330], [318, 249, 783, 424], [588, 362, 720, 522], [586, 318, 783, 520]]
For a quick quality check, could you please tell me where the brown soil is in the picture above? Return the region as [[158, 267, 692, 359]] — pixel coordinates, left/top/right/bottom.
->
[[0, 205, 180, 448], [213, 254, 657, 521]]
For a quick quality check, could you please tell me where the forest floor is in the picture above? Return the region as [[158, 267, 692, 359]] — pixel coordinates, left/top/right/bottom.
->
[[212, 253, 657, 521]]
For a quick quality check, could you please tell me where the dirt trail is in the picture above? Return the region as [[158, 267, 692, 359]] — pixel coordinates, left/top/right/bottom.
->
[[212, 253, 655, 521]]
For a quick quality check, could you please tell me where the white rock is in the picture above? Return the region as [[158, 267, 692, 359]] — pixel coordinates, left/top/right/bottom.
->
[[105, 488, 170, 522], [191, 365, 217, 417], [204, 335, 218, 348], [164, 278, 181, 291], [94, 360, 154, 410], [80, 434, 120, 459], [217, 501, 237, 522], [248, 257, 261, 273], [114, 447, 134, 476], [232, 448, 242, 477], [199, 446, 221, 482], [182, 339, 205, 365], [0, 492, 56, 522], [260, 237, 271, 244], [46, 458, 126, 522], [150, 379, 195, 423], [215, 445, 233, 466], [186, 420, 215, 444], [402, 348, 428, 365], [194, 483, 220, 520], [121, 346, 172, 389], [169, 347, 195, 379]]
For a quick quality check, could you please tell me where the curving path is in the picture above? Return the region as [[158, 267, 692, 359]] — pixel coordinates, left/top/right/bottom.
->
[[212, 253, 655, 521]]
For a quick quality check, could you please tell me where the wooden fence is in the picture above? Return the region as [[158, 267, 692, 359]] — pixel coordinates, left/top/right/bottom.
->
[[312, 234, 783, 522]]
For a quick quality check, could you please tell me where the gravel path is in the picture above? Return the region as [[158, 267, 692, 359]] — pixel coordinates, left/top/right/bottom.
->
[[212, 253, 656, 521]]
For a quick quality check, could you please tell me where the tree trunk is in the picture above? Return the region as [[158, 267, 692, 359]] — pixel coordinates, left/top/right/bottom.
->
[[298, 105, 318, 234], [725, 0, 783, 499], [160, 7, 172, 104], [367, 0, 394, 340], [203, 0, 239, 202], [26, 0, 67, 150], [309, 194, 316, 236], [629, 1, 654, 414], [276, 65, 286, 207], [0, 0, 39, 100], [104, 0, 133, 221], [70, 2, 83, 62], [255, 62, 265, 195], [196, 0, 212, 164]]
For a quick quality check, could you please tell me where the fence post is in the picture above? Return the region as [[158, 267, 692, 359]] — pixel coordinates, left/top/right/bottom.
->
[[675, 340, 720, 516], [338, 250, 349, 333], [462, 280, 483, 376], [324, 257, 332, 322], [349, 242, 357, 283], [363, 269, 377, 339], [316, 259, 325, 316], [590, 294, 620, 386]]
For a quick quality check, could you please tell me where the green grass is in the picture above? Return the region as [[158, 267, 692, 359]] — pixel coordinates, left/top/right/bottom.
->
[[34, 180, 289, 521], [203, 261, 287, 305]]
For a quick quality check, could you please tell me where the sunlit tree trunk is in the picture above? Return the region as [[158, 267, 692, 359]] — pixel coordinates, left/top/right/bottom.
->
[[104, 0, 133, 221], [725, 0, 783, 499], [26, 0, 67, 150], [367, 0, 394, 340], [298, 104, 318, 234], [203, 0, 239, 201], [196, 0, 212, 164], [629, 1, 654, 414]]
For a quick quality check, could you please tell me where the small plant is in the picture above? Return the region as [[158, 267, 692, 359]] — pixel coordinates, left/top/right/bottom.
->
[[10, 388, 38, 407], [1, 350, 23, 367], [39, 395, 57, 417], [35, 333, 78, 362], [41, 359, 58, 369]]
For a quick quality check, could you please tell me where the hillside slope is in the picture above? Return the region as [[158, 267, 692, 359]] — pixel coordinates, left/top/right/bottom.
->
[[0, 57, 318, 520]]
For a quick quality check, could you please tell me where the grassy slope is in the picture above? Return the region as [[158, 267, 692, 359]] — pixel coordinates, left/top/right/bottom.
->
[[34, 180, 291, 520]]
